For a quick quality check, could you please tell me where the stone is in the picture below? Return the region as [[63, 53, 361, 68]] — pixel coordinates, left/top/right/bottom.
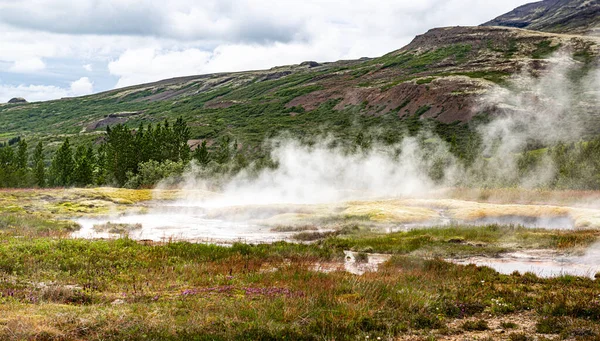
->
[[8, 97, 27, 104]]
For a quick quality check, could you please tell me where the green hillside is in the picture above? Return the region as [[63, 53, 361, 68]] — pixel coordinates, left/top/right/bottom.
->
[[1, 26, 597, 154]]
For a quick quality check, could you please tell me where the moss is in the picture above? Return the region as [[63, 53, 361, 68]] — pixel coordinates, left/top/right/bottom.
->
[[416, 77, 435, 85], [532, 40, 561, 59], [415, 105, 432, 117]]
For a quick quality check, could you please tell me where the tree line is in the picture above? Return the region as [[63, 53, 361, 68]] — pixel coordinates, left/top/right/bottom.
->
[[0, 117, 243, 189], [2, 116, 600, 190]]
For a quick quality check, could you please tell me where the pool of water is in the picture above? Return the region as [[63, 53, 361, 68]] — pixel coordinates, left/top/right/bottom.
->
[[72, 211, 295, 244], [450, 246, 600, 279]]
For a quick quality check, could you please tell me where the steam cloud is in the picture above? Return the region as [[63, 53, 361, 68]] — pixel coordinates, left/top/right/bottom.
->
[[169, 51, 599, 206]]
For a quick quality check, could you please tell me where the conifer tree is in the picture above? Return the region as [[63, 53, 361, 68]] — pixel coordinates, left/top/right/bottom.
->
[[73, 145, 94, 186], [193, 140, 211, 166], [0, 145, 16, 187], [15, 139, 28, 186], [50, 138, 74, 186], [173, 116, 191, 162], [104, 124, 136, 186], [32, 141, 45, 187]]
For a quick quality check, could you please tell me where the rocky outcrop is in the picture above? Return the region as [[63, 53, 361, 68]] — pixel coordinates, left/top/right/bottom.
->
[[8, 97, 27, 104], [482, 0, 600, 36]]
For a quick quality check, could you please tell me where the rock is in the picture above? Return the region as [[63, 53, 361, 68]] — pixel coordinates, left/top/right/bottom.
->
[[300, 61, 321, 68], [8, 97, 27, 104], [258, 71, 292, 81], [111, 299, 125, 305]]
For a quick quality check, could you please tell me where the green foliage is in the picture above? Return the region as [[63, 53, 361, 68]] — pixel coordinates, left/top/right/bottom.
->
[[32, 141, 45, 187], [532, 40, 561, 59], [415, 105, 432, 117], [416, 77, 434, 85], [274, 85, 323, 100], [104, 124, 137, 186], [50, 138, 74, 186], [378, 45, 472, 72], [72, 145, 95, 186], [462, 319, 489, 331], [124, 160, 185, 188], [193, 140, 211, 166]]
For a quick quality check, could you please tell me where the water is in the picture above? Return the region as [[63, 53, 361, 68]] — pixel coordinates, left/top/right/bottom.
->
[[451, 247, 600, 279], [468, 215, 575, 230], [72, 208, 295, 244], [313, 251, 392, 275]]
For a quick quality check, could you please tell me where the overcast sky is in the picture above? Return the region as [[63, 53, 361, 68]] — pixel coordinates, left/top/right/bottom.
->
[[0, 0, 533, 102]]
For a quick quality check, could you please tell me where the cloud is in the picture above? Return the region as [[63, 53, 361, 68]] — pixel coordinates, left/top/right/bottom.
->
[[0, 0, 304, 43], [108, 48, 212, 88], [0, 77, 94, 102], [0, 0, 535, 96], [70, 77, 93, 96], [0, 84, 68, 103], [8, 58, 45, 73], [83, 64, 92, 72]]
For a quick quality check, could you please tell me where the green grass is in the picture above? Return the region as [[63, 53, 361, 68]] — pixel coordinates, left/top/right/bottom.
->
[[532, 40, 561, 59], [377, 44, 473, 72], [1, 190, 600, 340]]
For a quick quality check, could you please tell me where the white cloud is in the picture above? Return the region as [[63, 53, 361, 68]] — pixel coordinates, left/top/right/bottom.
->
[[8, 58, 45, 73], [70, 77, 93, 96], [108, 48, 212, 88], [0, 77, 94, 103], [83, 64, 92, 71], [0, 0, 535, 96], [0, 84, 68, 103]]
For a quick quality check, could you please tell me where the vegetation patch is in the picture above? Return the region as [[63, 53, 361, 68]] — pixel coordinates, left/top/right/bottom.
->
[[531, 40, 561, 59]]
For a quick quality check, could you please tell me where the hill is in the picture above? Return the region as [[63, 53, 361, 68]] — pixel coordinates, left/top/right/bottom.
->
[[0, 1, 598, 152], [482, 0, 600, 36]]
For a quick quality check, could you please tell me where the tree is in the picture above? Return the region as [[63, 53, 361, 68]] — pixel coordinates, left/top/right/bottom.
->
[[32, 141, 46, 187], [95, 144, 108, 185], [73, 145, 94, 186], [0, 145, 16, 187], [104, 124, 137, 186], [50, 138, 74, 186], [193, 140, 211, 166], [214, 136, 234, 164], [173, 116, 191, 162], [15, 139, 28, 186]]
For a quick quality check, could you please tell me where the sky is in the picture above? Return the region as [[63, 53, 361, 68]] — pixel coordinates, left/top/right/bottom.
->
[[0, 0, 533, 103]]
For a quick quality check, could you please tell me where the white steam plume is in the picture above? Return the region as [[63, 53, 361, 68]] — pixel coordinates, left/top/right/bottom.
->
[[167, 50, 598, 204]]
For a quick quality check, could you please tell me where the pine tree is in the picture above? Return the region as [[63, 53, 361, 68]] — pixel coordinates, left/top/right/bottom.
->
[[32, 141, 45, 187], [193, 140, 211, 166], [0, 145, 16, 187], [214, 136, 233, 164], [73, 145, 94, 186], [95, 144, 108, 185], [173, 116, 191, 162], [15, 139, 28, 186], [50, 138, 74, 186], [104, 124, 136, 186]]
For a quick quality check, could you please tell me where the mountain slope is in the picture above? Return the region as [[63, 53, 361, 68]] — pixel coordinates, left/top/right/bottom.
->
[[1, 1, 599, 152], [482, 0, 600, 36]]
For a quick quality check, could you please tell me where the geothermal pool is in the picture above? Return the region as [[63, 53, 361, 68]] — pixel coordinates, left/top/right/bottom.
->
[[450, 247, 600, 279], [70, 197, 600, 278], [73, 210, 296, 244]]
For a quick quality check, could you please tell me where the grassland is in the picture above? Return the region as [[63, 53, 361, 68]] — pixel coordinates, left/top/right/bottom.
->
[[1, 188, 600, 340]]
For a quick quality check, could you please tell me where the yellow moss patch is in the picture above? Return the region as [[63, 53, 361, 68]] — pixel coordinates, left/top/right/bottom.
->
[[342, 201, 439, 223], [448, 202, 571, 220]]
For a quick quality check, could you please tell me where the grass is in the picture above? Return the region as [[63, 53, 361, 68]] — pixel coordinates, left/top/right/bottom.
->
[[531, 40, 561, 59], [1, 188, 600, 339]]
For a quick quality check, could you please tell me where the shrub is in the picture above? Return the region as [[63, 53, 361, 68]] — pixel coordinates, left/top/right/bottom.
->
[[461, 319, 489, 331], [125, 160, 185, 188]]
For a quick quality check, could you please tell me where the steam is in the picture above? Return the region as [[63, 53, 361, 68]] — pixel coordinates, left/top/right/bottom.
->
[[177, 136, 449, 206], [167, 51, 598, 206]]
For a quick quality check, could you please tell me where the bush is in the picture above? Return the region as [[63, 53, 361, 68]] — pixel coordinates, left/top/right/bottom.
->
[[461, 319, 489, 331], [125, 160, 186, 188]]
